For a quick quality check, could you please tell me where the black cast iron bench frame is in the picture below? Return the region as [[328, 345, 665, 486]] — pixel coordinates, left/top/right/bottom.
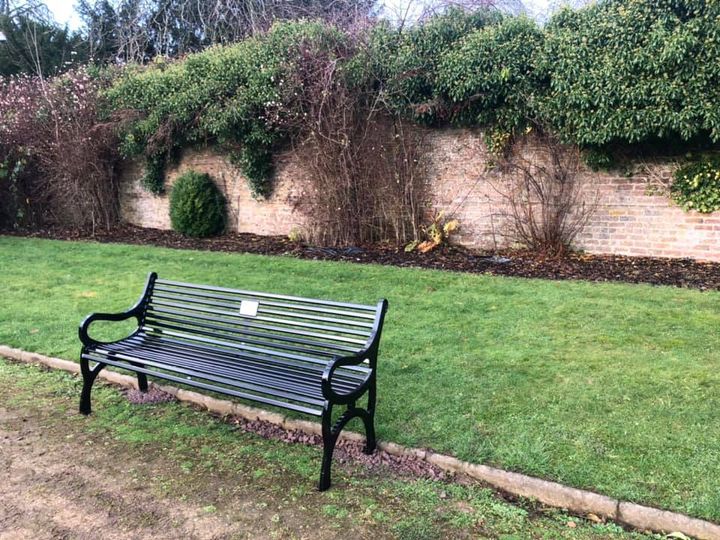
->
[[78, 272, 388, 491]]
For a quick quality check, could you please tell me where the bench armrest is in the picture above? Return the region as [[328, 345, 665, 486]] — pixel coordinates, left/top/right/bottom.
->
[[321, 352, 373, 404], [322, 299, 387, 405], [78, 272, 157, 348], [79, 309, 142, 348]]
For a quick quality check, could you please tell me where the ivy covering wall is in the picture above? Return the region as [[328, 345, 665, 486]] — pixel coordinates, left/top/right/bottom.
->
[[104, 0, 720, 198], [106, 22, 349, 196], [542, 0, 720, 146], [4, 0, 719, 234]]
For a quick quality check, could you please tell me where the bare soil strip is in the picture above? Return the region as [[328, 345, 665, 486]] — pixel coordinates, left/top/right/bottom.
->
[[0, 402, 384, 540]]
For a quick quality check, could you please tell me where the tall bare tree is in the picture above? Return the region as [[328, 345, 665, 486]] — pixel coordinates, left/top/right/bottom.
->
[[0, 1, 88, 76], [78, 0, 377, 63]]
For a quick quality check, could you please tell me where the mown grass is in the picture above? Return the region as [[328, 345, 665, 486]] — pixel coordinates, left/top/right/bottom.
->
[[0, 236, 719, 521], [0, 357, 659, 539]]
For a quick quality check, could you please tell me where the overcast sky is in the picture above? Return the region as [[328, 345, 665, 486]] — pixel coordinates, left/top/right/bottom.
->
[[45, 0, 82, 29], [44, 0, 554, 31]]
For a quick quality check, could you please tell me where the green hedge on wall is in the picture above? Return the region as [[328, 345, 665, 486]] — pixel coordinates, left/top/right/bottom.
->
[[106, 21, 347, 197], [379, 8, 501, 125], [436, 16, 545, 133], [105, 0, 720, 199], [542, 0, 720, 146]]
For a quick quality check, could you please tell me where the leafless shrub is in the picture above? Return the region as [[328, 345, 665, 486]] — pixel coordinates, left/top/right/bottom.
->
[[285, 34, 427, 246], [33, 117, 121, 231], [492, 133, 598, 255], [78, 0, 377, 63], [293, 117, 427, 246], [0, 69, 121, 230]]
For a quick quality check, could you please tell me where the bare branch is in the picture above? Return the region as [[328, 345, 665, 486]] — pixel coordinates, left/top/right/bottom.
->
[[489, 133, 598, 256]]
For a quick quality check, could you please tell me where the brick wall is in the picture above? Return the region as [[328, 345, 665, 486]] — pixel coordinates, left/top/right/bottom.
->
[[576, 178, 720, 260], [120, 147, 307, 236], [119, 130, 720, 262]]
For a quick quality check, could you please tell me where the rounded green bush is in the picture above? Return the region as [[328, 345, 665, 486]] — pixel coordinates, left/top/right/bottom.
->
[[169, 171, 226, 237]]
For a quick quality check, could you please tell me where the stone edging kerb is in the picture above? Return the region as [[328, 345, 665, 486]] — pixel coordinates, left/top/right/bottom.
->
[[1, 345, 718, 540]]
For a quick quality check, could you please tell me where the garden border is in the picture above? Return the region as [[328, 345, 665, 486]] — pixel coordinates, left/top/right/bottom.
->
[[2, 344, 718, 540]]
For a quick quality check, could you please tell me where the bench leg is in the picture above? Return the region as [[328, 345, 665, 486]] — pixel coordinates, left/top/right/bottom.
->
[[319, 404, 335, 492], [318, 399, 377, 491], [364, 377, 377, 455], [79, 356, 105, 415], [126, 361, 148, 392]]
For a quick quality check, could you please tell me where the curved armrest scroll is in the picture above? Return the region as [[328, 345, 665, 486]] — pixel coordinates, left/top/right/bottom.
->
[[79, 271, 156, 348], [321, 351, 373, 404], [79, 310, 141, 348]]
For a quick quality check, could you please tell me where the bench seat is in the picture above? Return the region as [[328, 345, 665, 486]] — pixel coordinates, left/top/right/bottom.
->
[[84, 333, 372, 416], [78, 273, 388, 490]]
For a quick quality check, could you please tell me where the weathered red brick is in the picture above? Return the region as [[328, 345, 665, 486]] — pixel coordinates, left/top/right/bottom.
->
[[118, 129, 720, 263]]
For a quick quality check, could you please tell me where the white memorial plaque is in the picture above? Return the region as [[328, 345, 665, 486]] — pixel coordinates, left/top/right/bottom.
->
[[239, 300, 259, 317]]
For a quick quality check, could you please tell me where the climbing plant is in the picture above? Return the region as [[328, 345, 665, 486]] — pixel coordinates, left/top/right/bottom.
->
[[105, 21, 346, 197], [541, 0, 720, 147], [671, 156, 720, 213], [436, 16, 545, 134]]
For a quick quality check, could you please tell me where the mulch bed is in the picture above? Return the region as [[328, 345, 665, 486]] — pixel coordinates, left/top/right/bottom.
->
[[5, 224, 720, 291], [125, 386, 177, 405], [229, 415, 450, 482]]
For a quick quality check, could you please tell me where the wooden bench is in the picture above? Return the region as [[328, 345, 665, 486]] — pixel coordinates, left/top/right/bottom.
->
[[78, 272, 388, 490]]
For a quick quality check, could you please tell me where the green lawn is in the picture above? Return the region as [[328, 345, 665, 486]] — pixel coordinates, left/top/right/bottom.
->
[[1, 236, 719, 522]]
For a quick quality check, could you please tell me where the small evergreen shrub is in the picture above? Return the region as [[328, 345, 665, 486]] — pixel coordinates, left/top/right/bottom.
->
[[169, 171, 226, 237], [671, 156, 720, 213]]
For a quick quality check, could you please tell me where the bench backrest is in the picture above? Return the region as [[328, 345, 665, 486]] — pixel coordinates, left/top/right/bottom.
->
[[137, 274, 387, 364]]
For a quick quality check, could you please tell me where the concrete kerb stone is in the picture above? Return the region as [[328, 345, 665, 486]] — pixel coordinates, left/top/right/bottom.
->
[[461, 463, 619, 519], [377, 440, 405, 456], [100, 369, 138, 389], [27, 352, 80, 374], [154, 383, 179, 398], [0, 346, 80, 374], [282, 418, 324, 438], [3, 344, 719, 540], [618, 503, 720, 540], [426, 451, 465, 474]]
